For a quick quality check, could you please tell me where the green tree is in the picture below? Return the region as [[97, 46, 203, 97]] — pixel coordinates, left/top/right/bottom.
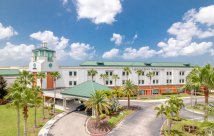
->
[[122, 80, 138, 108], [166, 96, 184, 118], [88, 69, 98, 81], [6, 81, 23, 136], [100, 73, 108, 85], [146, 71, 155, 91], [84, 91, 111, 125], [50, 71, 61, 113], [123, 67, 132, 80], [112, 74, 120, 87], [135, 69, 143, 96], [0, 75, 7, 100], [154, 104, 165, 121], [36, 72, 46, 119], [31, 86, 42, 128]]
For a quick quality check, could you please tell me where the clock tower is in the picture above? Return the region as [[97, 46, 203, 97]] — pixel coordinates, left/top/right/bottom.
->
[[29, 42, 59, 89]]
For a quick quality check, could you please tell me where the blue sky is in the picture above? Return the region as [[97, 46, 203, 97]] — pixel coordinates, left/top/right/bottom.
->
[[0, 0, 214, 66]]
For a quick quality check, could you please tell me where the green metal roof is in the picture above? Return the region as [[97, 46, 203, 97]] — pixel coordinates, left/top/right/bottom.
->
[[80, 61, 194, 68], [0, 69, 20, 76], [61, 80, 112, 98], [33, 47, 55, 52]]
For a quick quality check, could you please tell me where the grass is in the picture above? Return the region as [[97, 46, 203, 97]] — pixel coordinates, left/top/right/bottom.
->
[[186, 103, 214, 115], [140, 93, 190, 100], [0, 104, 62, 136], [163, 119, 214, 136], [107, 109, 133, 127]]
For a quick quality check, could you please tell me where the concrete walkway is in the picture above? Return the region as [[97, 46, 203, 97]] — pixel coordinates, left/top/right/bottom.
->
[[48, 112, 89, 136]]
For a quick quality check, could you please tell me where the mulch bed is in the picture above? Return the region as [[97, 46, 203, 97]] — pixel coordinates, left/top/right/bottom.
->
[[123, 106, 141, 110], [87, 118, 112, 136]]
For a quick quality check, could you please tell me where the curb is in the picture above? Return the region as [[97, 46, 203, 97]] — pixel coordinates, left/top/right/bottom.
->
[[38, 111, 72, 136], [185, 106, 204, 115], [160, 119, 166, 136]]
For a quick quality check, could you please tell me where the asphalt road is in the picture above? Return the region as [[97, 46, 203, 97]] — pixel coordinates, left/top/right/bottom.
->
[[108, 97, 214, 136]]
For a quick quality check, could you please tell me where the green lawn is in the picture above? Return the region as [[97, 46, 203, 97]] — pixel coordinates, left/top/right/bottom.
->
[[107, 109, 133, 127], [186, 103, 214, 115], [139, 93, 190, 100], [163, 120, 214, 136], [0, 104, 62, 136]]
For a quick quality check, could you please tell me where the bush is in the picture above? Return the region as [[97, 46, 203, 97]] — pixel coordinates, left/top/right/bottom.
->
[[162, 92, 178, 95], [100, 114, 107, 120]]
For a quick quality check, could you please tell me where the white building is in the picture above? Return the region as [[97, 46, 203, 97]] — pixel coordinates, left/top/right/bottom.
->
[[0, 43, 194, 95]]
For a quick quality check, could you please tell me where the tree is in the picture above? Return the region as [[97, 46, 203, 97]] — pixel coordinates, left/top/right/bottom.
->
[[100, 74, 108, 85], [154, 104, 165, 121], [123, 67, 132, 80], [88, 69, 98, 81], [36, 72, 46, 119], [135, 69, 143, 96], [0, 75, 7, 100], [31, 86, 42, 128], [146, 71, 155, 92], [122, 80, 138, 108], [112, 74, 120, 87], [50, 71, 61, 113], [6, 81, 23, 136], [186, 64, 214, 121], [166, 96, 184, 118], [84, 91, 111, 125], [17, 70, 32, 86]]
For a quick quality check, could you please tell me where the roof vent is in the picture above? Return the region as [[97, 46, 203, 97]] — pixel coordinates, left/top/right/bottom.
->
[[42, 42, 48, 48], [184, 63, 190, 67], [145, 62, 152, 66], [97, 61, 104, 65]]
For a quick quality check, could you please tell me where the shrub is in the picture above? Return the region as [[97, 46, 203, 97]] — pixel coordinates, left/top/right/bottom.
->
[[100, 114, 106, 120]]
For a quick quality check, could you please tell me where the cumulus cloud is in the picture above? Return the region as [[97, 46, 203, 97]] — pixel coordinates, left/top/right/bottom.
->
[[0, 22, 18, 40], [194, 5, 214, 25], [122, 46, 157, 60], [110, 33, 123, 45], [30, 30, 69, 60], [69, 42, 95, 60], [75, 0, 122, 24], [102, 48, 119, 59], [0, 42, 35, 61]]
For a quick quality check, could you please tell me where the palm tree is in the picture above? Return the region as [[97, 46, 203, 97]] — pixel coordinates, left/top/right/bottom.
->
[[100, 74, 108, 85], [135, 69, 143, 96], [122, 80, 138, 108], [187, 64, 214, 121], [6, 81, 23, 136], [123, 67, 132, 80], [84, 91, 111, 125], [31, 86, 42, 128], [17, 70, 32, 86], [88, 69, 98, 81], [50, 71, 61, 113], [112, 74, 120, 87], [154, 104, 165, 121], [166, 96, 184, 118], [146, 71, 155, 93], [36, 72, 46, 119]]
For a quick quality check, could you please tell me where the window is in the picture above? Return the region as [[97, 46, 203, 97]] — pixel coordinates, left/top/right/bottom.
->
[[69, 81, 77, 86], [138, 80, 144, 85], [167, 72, 172, 75], [122, 71, 129, 76], [142, 72, 144, 76], [166, 79, 172, 84], [153, 79, 158, 84], [69, 71, 77, 76], [179, 79, 185, 83], [74, 81, 77, 85], [155, 72, 159, 76], [122, 80, 126, 84], [106, 80, 113, 85], [69, 81, 72, 86], [179, 71, 185, 76], [106, 71, 113, 76]]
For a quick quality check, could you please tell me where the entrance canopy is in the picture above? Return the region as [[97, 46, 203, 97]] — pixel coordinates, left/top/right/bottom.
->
[[61, 80, 112, 99]]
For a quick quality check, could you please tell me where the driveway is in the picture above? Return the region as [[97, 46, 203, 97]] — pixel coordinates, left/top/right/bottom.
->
[[49, 111, 89, 136]]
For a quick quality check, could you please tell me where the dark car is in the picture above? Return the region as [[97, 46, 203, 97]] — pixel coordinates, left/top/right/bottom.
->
[[75, 105, 86, 111]]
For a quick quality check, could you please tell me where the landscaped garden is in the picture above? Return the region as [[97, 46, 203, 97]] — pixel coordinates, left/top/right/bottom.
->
[[186, 103, 214, 115]]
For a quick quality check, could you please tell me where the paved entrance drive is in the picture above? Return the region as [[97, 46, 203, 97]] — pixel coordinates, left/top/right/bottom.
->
[[49, 112, 89, 136]]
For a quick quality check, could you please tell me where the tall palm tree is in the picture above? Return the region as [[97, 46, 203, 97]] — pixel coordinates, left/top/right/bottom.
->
[[123, 67, 132, 80], [84, 91, 111, 125], [36, 72, 46, 119], [187, 64, 214, 121], [112, 74, 120, 87], [154, 104, 165, 121], [88, 69, 98, 81], [31, 86, 42, 128], [166, 96, 184, 118], [17, 70, 32, 86], [122, 80, 138, 108], [135, 69, 143, 96], [6, 81, 23, 136], [100, 74, 108, 85], [50, 71, 61, 113], [146, 71, 155, 93]]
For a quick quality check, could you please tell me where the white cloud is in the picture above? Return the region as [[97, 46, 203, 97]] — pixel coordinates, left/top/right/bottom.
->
[[102, 48, 119, 59], [195, 5, 214, 25], [30, 30, 69, 60], [122, 46, 157, 60], [0, 42, 35, 61], [110, 33, 123, 45], [61, 0, 68, 6], [75, 0, 122, 24], [0, 23, 18, 40], [69, 42, 95, 60]]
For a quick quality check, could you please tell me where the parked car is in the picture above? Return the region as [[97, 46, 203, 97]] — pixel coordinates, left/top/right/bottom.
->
[[76, 105, 86, 111]]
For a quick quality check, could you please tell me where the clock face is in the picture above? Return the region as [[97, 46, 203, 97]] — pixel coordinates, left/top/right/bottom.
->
[[49, 63, 53, 68], [33, 63, 36, 68]]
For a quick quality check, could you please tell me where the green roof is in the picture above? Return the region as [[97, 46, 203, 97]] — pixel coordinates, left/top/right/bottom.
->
[[0, 69, 19, 76], [61, 80, 112, 98], [80, 61, 194, 68], [33, 47, 55, 52]]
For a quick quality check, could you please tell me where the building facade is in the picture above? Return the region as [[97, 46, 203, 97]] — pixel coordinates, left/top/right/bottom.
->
[[0, 44, 194, 95]]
